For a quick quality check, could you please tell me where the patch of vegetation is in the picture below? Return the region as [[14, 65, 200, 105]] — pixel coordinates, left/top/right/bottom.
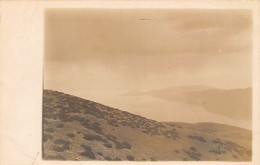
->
[[162, 129, 179, 140], [126, 155, 134, 161], [212, 139, 223, 144], [46, 155, 66, 160], [58, 114, 73, 122], [183, 149, 201, 161], [104, 156, 112, 161], [84, 105, 106, 119], [43, 133, 53, 142], [43, 119, 50, 125], [81, 144, 92, 151], [56, 123, 64, 128], [80, 150, 95, 160], [174, 149, 179, 153], [142, 130, 149, 134], [81, 121, 103, 134], [83, 134, 107, 143], [104, 143, 112, 148], [114, 157, 121, 161], [113, 140, 132, 150], [52, 139, 70, 152], [97, 152, 103, 156], [122, 141, 131, 149], [188, 135, 207, 142], [80, 144, 95, 160], [66, 133, 75, 138], [70, 115, 85, 122], [70, 109, 81, 113], [212, 139, 247, 156], [232, 154, 238, 159], [209, 149, 226, 155], [107, 119, 119, 127], [150, 157, 157, 161], [54, 139, 68, 144], [114, 141, 124, 149], [190, 147, 196, 152], [45, 127, 55, 133], [105, 134, 117, 143]]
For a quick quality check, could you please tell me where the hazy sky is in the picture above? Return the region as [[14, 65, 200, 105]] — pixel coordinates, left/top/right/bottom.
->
[[44, 9, 252, 94]]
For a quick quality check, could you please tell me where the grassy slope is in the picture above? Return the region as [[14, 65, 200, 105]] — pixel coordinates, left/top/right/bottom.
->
[[43, 90, 252, 161]]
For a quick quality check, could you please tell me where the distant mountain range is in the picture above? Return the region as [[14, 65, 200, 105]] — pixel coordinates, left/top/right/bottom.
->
[[124, 86, 252, 120], [43, 90, 252, 161]]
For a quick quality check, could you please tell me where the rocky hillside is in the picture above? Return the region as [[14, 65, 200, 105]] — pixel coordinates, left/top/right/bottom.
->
[[42, 90, 252, 161]]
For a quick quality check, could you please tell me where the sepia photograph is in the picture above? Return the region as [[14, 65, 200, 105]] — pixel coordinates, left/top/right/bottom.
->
[[42, 9, 253, 161]]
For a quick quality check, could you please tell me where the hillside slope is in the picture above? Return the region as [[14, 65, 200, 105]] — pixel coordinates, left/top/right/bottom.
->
[[43, 90, 252, 161]]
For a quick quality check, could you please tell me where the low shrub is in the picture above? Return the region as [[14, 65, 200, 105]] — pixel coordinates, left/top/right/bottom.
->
[[212, 139, 222, 144], [81, 122, 103, 133], [150, 157, 157, 161], [106, 134, 117, 142], [188, 135, 207, 143], [104, 156, 112, 160], [114, 157, 121, 161], [56, 123, 64, 128], [43, 133, 53, 142], [52, 139, 70, 152], [209, 150, 222, 155], [80, 144, 95, 159], [52, 146, 69, 152], [104, 143, 112, 148], [183, 149, 201, 161], [45, 128, 55, 133], [43, 119, 50, 124], [97, 152, 103, 156], [66, 133, 75, 138], [122, 141, 131, 150], [54, 139, 67, 144], [80, 150, 95, 160], [81, 144, 92, 151], [115, 141, 124, 149], [46, 155, 66, 160], [190, 147, 196, 151], [70, 115, 85, 122], [84, 134, 107, 143], [126, 155, 134, 161]]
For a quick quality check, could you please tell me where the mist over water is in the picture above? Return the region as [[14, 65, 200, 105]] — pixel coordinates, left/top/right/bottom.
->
[[59, 89, 250, 130]]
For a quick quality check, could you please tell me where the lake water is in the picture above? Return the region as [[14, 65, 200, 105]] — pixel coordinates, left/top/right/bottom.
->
[[79, 92, 250, 130]]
